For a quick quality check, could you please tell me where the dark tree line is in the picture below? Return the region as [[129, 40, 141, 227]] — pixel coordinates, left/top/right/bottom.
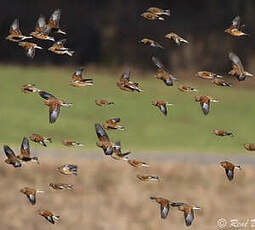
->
[[1, 0, 254, 72]]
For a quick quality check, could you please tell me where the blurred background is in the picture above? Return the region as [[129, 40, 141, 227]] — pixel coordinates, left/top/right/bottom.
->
[[1, 0, 255, 230]]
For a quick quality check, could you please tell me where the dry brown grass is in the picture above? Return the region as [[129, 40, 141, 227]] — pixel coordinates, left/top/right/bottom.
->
[[0, 154, 254, 230]]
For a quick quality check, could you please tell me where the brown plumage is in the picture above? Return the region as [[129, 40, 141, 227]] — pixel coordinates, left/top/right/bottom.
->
[[38, 209, 60, 224], [17, 137, 39, 164], [57, 164, 78, 175], [63, 140, 83, 147], [47, 9, 66, 35], [95, 99, 114, 106], [95, 123, 116, 155], [6, 19, 32, 42], [127, 159, 149, 168], [225, 16, 247, 37], [71, 67, 93, 87], [194, 96, 218, 115], [147, 7, 170, 16], [212, 79, 232, 87], [39, 91, 72, 124], [48, 39, 74, 56], [228, 52, 253, 81], [103, 118, 125, 130], [3, 145, 22, 168], [220, 161, 241, 181], [141, 12, 164, 21], [196, 71, 222, 79], [21, 84, 40, 93], [139, 38, 164, 49], [30, 15, 54, 41], [178, 85, 197, 92], [18, 42, 42, 58], [20, 187, 44, 205], [150, 197, 176, 219], [165, 33, 188, 46], [137, 175, 160, 182], [152, 100, 173, 116], [117, 70, 143, 92], [152, 56, 178, 86], [172, 203, 201, 227], [29, 133, 52, 147], [213, 130, 233, 137], [111, 141, 131, 161], [243, 144, 255, 151], [49, 183, 73, 191]]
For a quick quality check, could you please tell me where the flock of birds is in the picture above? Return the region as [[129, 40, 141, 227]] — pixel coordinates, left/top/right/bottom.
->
[[3, 6, 255, 228]]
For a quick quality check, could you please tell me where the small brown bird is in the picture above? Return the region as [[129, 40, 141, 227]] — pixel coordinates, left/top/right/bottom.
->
[[18, 42, 43, 58], [229, 52, 253, 81], [17, 137, 39, 164], [194, 96, 218, 115], [103, 118, 125, 131], [220, 161, 241, 181], [213, 130, 233, 137], [49, 183, 73, 191], [21, 84, 40, 93], [165, 33, 189, 46], [196, 71, 222, 79], [117, 70, 143, 92], [63, 140, 84, 147], [152, 56, 178, 86], [30, 15, 54, 41], [111, 141, 131, 161], [127, 159, 149, 168], [178, 85, 197, 92], [147, 7, 170, 16], [141, 12, 164, 21], [139, 38, 164, 49], [3, 145, 22, 168], [6, 19, 32, 42], [150, 197, 177, 219], [71, 67, 93, 87], [48, 39, 74, 56], [38, 209, 60, 224], [57, 164, 78, 175], [47, 9, 66, 35], [29, 133, 52, 147], [137, 175, 160, 182], [212, 78, 232, 87], [95, 99, 114, 106], [152, 100, 173, 116], [39, 91, 72, 123], [225, 16, 247, 36], [172, 203, 201, 227], [243, 144, 255, 151], [20, 187, 44, 205], [95, 123, 116, 155]]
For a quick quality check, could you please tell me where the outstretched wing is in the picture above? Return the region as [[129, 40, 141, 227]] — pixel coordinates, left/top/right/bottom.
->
[[20, 137, 30, 157], [39, 91, 56, 100], [95, 123, 110, 142], [229, 52, 244, 72]]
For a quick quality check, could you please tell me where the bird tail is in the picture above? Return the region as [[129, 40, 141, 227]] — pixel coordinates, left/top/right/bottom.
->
[[35, 45, 43, 50], [158, 16, 165, 21], [75, 142, 84, 147], [32, 157, 39, 164], [150, 196, 157, 200], [235, 165, 241, 170], [45, 137, 52, 143], [66, 50, 75, 56], [53, 215, 60, 221], [163, 10, 170, 16], [62, 102, 72, 107], [226, 132, 233, 137], [117, 126, 125, 131]]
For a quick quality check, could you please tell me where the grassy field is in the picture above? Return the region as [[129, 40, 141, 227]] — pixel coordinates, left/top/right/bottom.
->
[[1, 156, 255, 230], [1, 65, 255, 153]]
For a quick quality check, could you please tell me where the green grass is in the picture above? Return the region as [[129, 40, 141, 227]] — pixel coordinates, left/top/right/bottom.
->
[[1, 65, 255, 154]]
